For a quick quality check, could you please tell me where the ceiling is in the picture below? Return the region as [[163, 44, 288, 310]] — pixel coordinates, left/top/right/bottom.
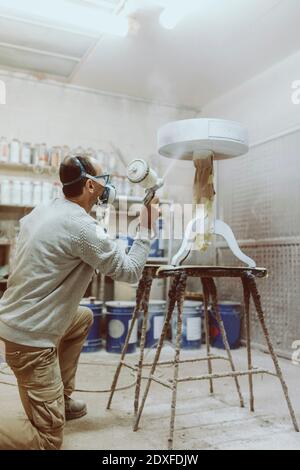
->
[[0, 0, 300, 109]]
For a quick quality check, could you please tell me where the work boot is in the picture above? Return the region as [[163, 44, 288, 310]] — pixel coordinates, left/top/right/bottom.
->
[[64, 396, 87, 421]]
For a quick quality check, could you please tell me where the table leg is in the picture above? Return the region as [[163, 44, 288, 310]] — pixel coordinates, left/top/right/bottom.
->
[[201, 278, 214, 394], [134, 274, 154, 416], [133, 273, 181, 432], [106, 270, 148, 410], [168, 272, 187, 450], [242, 276, 255, 412], [204, 277, 244, 408], [247, 273, 299, 432]]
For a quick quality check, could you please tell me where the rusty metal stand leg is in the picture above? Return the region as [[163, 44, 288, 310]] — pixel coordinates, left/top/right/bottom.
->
[[133, 273, 181, 432], [168, 272, 187, 450], [246, 273, 299, 432], [201, 278, 214, 395], [106, 270, 148, 410], [205, 278, 245, 408], [242, 276, 255, 412], [134, 274, 154, 416]]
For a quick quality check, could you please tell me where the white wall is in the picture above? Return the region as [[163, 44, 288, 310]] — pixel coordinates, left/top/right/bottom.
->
[[200, 48, 300, 240], [200, 49, 300, 353], [200, 49, 300, 144], [0, 70, 196, 203]]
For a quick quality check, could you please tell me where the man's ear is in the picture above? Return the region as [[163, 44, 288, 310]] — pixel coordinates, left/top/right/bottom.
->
[[86, 179, 95, 193]]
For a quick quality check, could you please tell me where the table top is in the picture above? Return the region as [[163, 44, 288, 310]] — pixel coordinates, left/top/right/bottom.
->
[[157, 119, 249, 161], [152, 265, 268, 279]]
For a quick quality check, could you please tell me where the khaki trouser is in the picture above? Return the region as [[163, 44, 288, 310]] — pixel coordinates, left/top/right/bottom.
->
[[0, 307, 93, 450]]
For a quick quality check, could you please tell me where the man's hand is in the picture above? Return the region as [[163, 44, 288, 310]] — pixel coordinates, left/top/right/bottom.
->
[[139, 197, 160, 233]]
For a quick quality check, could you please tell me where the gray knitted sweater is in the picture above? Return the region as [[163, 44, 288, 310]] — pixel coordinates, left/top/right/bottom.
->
[[0, 197, 150, 347]]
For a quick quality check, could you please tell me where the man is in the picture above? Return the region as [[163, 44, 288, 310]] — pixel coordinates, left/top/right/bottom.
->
[[0, 155, 158, 450]]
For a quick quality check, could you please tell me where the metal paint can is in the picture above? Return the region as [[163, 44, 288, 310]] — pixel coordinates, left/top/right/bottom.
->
[[106, 301, 137, 354], [80, 298, 103, 353], [210, 302, 241, 349], [143, 301, 166, 348], [172, 301, 202, 350]]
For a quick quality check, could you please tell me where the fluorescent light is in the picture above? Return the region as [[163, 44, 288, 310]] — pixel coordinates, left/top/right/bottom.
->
[[0, 79, 6, 105], [0, 0, 129, 37], [159, 0, 201, 30]]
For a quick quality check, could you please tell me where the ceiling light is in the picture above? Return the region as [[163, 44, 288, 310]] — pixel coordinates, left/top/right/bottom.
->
[[0, 0, 129, 37]]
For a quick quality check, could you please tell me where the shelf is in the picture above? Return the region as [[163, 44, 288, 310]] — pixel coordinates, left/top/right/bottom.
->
[[0, 204, 34, 212], [0, 162, 59, 176], [0, 163, 128, 179], [0, 197, 173, 212], [116, 196, 173, 205], [0, 164, 173, 206]]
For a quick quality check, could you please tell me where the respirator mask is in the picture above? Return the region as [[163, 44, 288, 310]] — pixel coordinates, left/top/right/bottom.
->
[[97, 183, 116, 206]]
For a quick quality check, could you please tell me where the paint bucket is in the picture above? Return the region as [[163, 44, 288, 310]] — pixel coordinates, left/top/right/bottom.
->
[[172, 301, 203, 350], [142, 301, 166, 348], [209, 302, 242, 349], [80, 298, 103, 353], [106, 301, 137, 354]]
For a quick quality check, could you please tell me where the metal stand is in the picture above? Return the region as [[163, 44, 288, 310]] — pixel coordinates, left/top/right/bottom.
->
[[107, 265, 299, 450], [106, 265, 159, 413]]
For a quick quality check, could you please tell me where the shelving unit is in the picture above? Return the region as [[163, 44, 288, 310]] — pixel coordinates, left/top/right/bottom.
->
[[0, 161, 58, 174]]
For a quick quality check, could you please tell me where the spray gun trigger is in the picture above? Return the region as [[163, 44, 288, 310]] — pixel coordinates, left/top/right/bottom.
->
[[143, 188, 156, 206], [143, 178, 164, 206]]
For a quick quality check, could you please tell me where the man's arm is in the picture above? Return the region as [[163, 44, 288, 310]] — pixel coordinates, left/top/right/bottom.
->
[[70, 199, 159, 284]]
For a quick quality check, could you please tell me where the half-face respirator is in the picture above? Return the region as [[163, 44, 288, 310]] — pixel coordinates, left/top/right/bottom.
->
[[98, 184, 116, 206]]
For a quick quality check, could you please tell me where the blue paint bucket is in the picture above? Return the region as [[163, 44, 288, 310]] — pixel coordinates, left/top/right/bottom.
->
[[210, 302, 242, 349], [106, 301, 137, 354], [143, 301, 166, 348], [80, 298, 103, 353], [172, 301, 203, 350]]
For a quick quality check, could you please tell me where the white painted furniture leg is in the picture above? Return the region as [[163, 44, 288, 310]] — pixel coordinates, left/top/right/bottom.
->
[[171, 206, 206, 266], [171, 217, 197, 266], [214, 219, 256, 268], [171, 218, 256, 268]]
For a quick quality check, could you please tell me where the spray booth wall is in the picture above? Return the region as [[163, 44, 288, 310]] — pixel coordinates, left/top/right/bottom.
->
[[216, 130, 300, 355], [201, 50, 300, 356]]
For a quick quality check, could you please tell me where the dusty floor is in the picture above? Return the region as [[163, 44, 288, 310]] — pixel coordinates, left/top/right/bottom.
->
[[1, 345, 300, 450]]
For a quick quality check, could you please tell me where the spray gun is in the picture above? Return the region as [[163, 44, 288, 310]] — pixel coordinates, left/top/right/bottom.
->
[[127, 159, 164, 206]]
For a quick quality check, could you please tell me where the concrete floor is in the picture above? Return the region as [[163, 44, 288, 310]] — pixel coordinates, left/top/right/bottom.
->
[[1, 345, 300, 450]]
